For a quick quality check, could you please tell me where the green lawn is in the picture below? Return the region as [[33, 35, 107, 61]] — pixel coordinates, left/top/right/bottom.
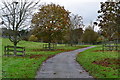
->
[[1, 38, 89, 78], [76, 45, 119, 78], [0, 38, 2, 79]]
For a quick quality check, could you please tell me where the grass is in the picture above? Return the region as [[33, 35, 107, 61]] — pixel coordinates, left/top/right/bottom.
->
[[76, 45, 120, 78], [0, 38, 2, 79], [1, 38, 89, 78]]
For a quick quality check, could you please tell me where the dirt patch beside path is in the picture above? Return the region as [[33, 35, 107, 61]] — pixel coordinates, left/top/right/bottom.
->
[[92, 58, 120, 69]]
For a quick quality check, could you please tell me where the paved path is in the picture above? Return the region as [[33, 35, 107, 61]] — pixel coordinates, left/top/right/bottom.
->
[[36, 46, 95, 78]]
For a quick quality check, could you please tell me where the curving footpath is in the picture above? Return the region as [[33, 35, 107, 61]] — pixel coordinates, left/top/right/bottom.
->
[[36, 46, 95, 78]]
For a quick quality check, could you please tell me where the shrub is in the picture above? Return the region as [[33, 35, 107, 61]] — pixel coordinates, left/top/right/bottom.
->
[[28, 35, 38, 42]]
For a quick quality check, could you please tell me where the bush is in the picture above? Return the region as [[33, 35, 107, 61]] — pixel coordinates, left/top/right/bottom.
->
[[28, 35, 38, 42], [97, 36, 105, 43]]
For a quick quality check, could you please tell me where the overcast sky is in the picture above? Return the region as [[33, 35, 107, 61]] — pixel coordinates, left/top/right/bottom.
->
[[39, 0, 106, 26], [0, 0, 107, 31], [40, 0, 107, 31]]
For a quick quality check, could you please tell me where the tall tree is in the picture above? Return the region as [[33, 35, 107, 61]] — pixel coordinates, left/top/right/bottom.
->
[[82, 25, 98, 44], [72, 28, 83, 44], [31, 3, 71, 49], [69, 14, 84, 46], [97, 1, 120, 41], [0, 0, 40, 55]]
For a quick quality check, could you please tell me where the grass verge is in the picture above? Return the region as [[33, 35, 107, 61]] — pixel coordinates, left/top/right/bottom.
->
[[76, 45, 120, 78]]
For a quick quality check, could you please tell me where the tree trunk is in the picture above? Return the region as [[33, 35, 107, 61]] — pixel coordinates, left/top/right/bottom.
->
[[14, 42, 17, 56], [13, 33, 18, 56], [69, 29, 74, 46], [9, 35, 18, 56], [48, 42, 51, 50], [48, 29, 52, 50]]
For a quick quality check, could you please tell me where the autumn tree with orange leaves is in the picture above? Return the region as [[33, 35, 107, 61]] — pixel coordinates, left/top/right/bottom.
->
[[31, 4, 71, 50]]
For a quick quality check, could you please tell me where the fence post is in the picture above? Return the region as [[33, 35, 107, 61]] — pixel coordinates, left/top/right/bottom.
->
[[4, 46, 6, 55], [23, 47, 25, 56]]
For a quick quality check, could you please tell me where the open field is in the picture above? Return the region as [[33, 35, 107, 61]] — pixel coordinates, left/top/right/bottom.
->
[[2, 38, 119, 78], [1, 38, 89, 78], [76, 45, 120, 78]]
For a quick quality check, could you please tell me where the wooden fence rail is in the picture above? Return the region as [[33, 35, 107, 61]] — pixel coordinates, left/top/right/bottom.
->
[[4, 45, 25, 56], [43, 43, 57, 50]]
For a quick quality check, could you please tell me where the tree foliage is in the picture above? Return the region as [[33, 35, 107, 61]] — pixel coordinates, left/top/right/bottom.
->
[[82, 26, 98, 44], [31, 3, 71, 49], [97, 1, 120, 40], [70, 28, 83, 44], [28, 35, 38, 42]]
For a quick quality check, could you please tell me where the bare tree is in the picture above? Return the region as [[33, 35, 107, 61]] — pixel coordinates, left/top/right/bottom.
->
[[0, 0, 40, 56], [69, 14, 84, 46]]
